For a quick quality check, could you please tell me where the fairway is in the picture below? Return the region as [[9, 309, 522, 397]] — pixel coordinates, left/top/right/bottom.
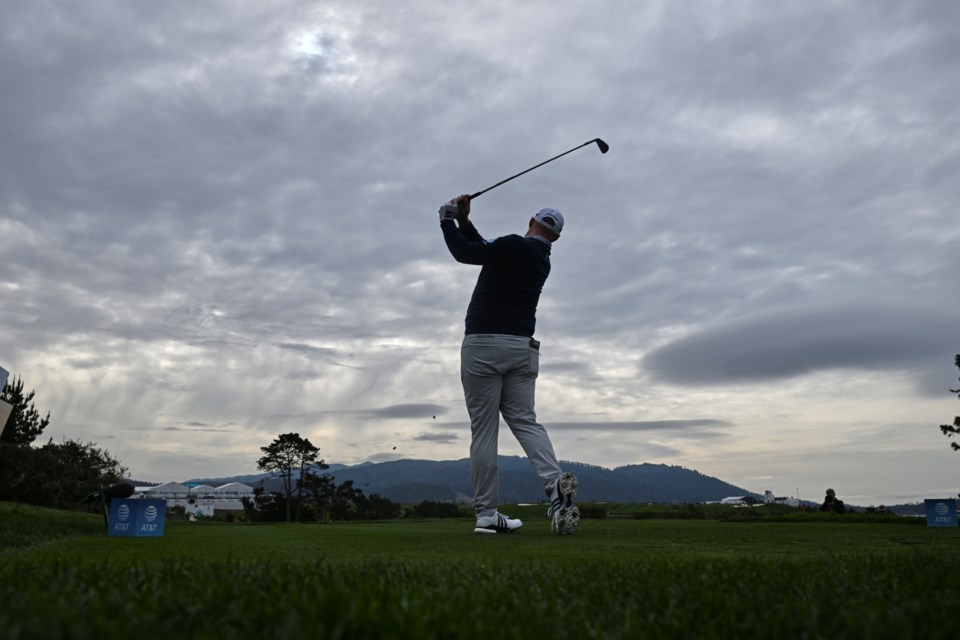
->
[[11, 513, 959, 565], [3, 504, 960, 639]]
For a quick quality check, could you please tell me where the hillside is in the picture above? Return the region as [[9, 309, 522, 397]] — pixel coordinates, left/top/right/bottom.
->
[[187, 456, 756, 504]]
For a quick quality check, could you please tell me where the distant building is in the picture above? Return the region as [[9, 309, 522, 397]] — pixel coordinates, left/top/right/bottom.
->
[[134, 482, 191, 512], [133, 481, 253, 516], [211, 482, 254, 511], [763, 490, 800, 507]]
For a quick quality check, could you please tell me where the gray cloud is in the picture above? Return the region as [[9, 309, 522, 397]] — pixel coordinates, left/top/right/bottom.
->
[[549, 420, 731, 434], [414, 432, 460, 444], [164, 425, 234, 433], [363, 452, 405, 464], [615, 444, 684, 460], [643, 303, 959, 386], [363, 404, 448, 420], [276, 343, 342, 359]]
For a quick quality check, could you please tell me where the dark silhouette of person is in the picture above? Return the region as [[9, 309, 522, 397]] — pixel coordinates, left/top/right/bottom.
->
[[819, 488, 846, 514]]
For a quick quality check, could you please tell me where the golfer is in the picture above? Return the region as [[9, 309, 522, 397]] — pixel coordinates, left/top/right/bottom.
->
[[439, 194, 579, 535]]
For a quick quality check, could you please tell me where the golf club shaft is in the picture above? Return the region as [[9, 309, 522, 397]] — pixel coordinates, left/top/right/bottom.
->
[[468, 138, 608, 200]]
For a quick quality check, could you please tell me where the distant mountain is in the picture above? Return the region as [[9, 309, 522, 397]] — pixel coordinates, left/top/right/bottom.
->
[[183, 464, 344, 488], [184, 456, 757, 504]]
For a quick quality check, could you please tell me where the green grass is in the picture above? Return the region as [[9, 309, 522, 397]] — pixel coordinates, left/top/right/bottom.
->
[[3, 502, 960, 639], [0, 502, 104, 549]]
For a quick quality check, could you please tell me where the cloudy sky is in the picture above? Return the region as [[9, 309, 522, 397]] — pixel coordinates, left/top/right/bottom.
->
[[2, 1, 957, 506]]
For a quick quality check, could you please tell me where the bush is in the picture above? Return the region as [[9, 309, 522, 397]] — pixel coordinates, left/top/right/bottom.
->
[[242, 491, 289, 522], [578, 503, 608, 519], [352, 493, 402, 520], [0, 439, 127, 510], [407, 501, 469, 518], [167, 505, 188, 521]]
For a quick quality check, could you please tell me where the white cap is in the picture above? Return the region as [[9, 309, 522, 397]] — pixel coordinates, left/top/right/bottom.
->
[[534, 208, 564, 235]]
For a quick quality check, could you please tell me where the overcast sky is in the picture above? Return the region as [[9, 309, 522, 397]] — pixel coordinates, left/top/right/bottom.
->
[[2, 1, 958, 506]]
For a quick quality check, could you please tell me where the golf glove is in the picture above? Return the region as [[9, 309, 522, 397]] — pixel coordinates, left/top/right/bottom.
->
[[439, 201, 458, 222]]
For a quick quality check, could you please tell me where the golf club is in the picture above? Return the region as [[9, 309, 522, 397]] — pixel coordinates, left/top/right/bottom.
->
[[468, 138, 609, 200]]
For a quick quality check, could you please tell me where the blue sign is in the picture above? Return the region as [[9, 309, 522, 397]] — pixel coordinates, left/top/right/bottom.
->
[[108, 499, 167, 537], [924, 499, 957, 528]]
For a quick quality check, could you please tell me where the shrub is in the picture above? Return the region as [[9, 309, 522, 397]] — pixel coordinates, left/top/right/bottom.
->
[[578, 503, 608, 519], [407, 500, 469, 518], [167, 505, 188, 521]]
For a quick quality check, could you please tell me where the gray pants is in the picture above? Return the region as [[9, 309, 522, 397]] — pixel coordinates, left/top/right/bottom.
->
[[460, 334, 563, 517]]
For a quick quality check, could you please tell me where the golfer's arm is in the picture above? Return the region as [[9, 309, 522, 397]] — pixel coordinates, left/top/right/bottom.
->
[[457, 219, 484, 243], [441, 219, 490, 265]]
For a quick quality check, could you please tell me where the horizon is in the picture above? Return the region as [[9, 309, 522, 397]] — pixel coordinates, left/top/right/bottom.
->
[[124, 454, 944, 508]]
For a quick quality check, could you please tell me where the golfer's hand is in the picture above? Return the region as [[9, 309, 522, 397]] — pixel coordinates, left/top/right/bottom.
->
[[454, 194, 471, 224], [439, 199, 458, 222]]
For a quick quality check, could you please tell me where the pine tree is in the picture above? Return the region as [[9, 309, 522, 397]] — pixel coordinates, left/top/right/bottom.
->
[[257, 432, 323, 522], [1, 376, 50, 446], [939, 355, 960, 450]]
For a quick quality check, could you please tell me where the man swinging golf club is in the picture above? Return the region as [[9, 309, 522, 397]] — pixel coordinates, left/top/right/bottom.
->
[[439, 194, 579, 535]]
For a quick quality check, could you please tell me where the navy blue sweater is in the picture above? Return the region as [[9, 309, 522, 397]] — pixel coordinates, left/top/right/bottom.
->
[[441, 219, 551, 337]]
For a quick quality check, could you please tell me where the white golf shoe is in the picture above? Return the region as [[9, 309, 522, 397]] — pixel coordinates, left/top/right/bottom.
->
[[547, 472, 580, 535], [474, 512, 523, 534]]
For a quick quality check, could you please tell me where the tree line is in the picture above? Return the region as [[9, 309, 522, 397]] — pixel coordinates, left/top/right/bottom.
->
[[245, 432, 470, 522], [245, 432, 403, 522]]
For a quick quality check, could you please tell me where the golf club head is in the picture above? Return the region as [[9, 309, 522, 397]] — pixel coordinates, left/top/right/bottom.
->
[[594, 138, 610, 154]]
